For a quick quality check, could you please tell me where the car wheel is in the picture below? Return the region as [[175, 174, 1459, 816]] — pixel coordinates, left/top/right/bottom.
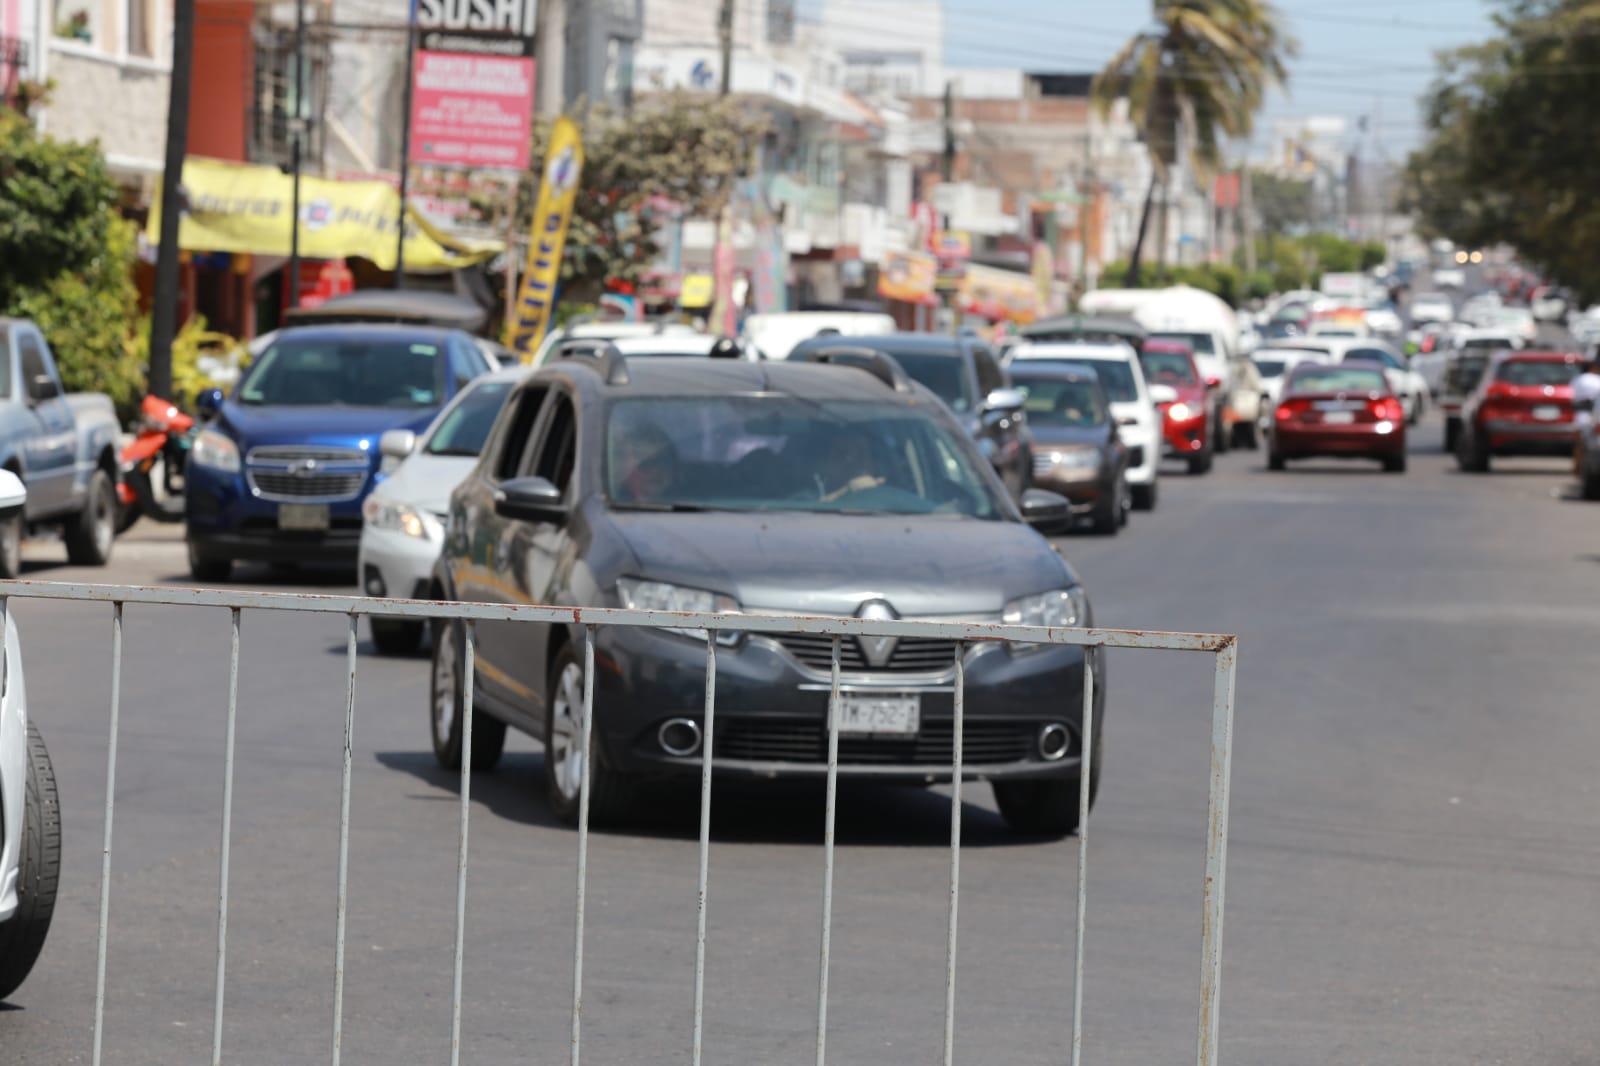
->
[[1443, 419, 1460, 453], [1383, 452, 1407, 473], [64, 469, 115, 566], [187, 538, 233, 582], [0, 508, 22, 580], [1268, 448, 1286, 471], [372, 618, 425, 657], [1187, 447, 1213, 475], [1583, 465, 1600, 501], [1231, 420, 1259, 450], [1456, 431, 1490, 473], [0, 723, 62, 1002], [992, 739, 1101, 838], [1212, 410, 1231, 454], [429, 619, 507, 772], [1409, 391, 1425, 425], [1089, 482, 1120, 535], [544, 641, 632, 826], [1118, 482, 1130, 527], [1129, 480, 1157, 511]]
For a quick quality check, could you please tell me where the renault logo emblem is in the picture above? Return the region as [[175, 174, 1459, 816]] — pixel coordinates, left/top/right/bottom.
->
[[856, 600, 898, 668]]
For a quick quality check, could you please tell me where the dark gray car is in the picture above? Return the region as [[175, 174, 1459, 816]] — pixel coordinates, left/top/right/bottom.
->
[[429, 351, 1103, 835]]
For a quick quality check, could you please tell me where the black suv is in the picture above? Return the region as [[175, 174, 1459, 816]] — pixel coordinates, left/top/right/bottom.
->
[[428, 350, 1103, 835], [788, 333, 1032, 500]]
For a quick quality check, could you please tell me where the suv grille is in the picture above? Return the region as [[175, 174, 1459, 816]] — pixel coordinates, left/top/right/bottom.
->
[[713, 718, 1044, 765], [771, 633, 961, 674], [246, 445, 369, 502]]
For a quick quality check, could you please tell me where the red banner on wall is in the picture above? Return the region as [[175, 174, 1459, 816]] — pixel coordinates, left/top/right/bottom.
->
[[409, 50, 535, 171]]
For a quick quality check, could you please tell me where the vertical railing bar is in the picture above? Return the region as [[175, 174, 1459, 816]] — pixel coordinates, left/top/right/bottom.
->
[[1070, 646, 1097, 1066], [211, 608, 242, 1066], [814, 635, 842, 1066], [449, 623, 476, 1066], [570, 626, 596, 1066], [691, 635, 717, 1065], [942, 643, 965, 1066], [331, 613, 357, 1066], [1196, 640, 1238, 1066], [0, 596, 8, 697], [91, 601, 124, 1066]]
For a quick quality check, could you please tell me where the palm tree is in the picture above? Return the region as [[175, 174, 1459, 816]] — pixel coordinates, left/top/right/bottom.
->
[[1093, 0, 1296, 285]]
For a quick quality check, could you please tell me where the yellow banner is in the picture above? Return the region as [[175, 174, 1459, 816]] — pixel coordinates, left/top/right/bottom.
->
[[146, 157, 501, 271], [508, 116, 585, 358]]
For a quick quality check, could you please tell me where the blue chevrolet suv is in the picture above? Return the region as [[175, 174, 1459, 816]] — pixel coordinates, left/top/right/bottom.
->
[[185, 323, 491, 580]]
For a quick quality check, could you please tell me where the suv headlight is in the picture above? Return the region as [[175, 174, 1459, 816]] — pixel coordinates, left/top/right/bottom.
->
[[1035, 447, 1099, 482], [191, 429, 241, 473], [1003, 586, 1091, 633], [616, 577, 741, 644], [362, 496, 435, 540]]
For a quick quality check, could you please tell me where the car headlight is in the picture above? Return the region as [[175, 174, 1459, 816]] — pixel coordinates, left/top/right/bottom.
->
[[1003, 586, 1090, 630], [616, 577, 741, 644], [1036, 447, 1099, 482], [1167, 402, 1193, 422], [191, 429, 241, 473], [362, 496, 434, 541]]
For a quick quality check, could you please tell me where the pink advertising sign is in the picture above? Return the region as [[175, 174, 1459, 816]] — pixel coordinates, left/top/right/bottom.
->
[[409, 50, 535, 171]]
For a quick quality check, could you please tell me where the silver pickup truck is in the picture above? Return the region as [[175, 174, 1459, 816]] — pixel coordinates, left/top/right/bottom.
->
[[0, 319, 122, 577]]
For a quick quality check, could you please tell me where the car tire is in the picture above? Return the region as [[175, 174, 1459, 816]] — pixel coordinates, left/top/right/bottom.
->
[[1268, 448, 1286, 471], [993, 736, 1101, 838], [0, 723, 62, 1002], [1230, 420, 1258, 450], [1456, 432, 1490, 473], [1129, 481, 1157, 511], [187, 539, 233, 582], [1187, 447, 1213, 475], [64, 469, 115, 567], [1089, 481, 1120, 535], [1212, 410, 1231, 454], [1583, 466, 1600, 501], [372, 618, 425, 657], [1409, 392, 1424, 425], [429, 618, 507, 772], [1383, 452, 1407, 473], [1443, 418, 1460, 453], [0, 508, 22, 580], [544, 641, 632, 826]]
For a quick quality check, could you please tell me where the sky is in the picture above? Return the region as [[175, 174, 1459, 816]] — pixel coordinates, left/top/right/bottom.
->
[[833, 0, 1501, 157]]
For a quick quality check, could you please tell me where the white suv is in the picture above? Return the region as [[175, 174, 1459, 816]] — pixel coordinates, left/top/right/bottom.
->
[[1009, 341, 1162, 510], [0, 470, 60, 1002]]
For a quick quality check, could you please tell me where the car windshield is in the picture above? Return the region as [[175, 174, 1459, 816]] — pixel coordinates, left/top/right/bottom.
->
[[426, 381, 513, 456], [1151, 331, 1214, 355], [604, 397, 1002, 519], [239, 335, 444, 407], [1253, 358, 1286, 379], [1287, 367, 1388, 395], [1497, 360, 1579, 386], [1013, 376, 1108, 428], [1345, 347, 1402, 370], [1070, 359, 1137, 402], [1138, 351, 1199, 386], [873, 348, 975, 412]]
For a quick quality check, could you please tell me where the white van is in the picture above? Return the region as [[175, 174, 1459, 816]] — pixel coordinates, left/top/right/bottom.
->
[[744, 311, 896, 361], [1132, 286, 1240, 449]]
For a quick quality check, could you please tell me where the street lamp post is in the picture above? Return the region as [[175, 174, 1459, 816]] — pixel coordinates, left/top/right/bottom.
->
[[287, 0, 306, 308]]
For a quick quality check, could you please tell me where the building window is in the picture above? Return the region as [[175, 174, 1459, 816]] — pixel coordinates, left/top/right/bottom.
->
[[250, 25, 328, 169], [53, 0, 97, 45], [127, 0, 152, 57]]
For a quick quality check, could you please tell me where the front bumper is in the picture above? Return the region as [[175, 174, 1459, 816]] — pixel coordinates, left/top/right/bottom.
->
[[358, 525, 442, 600], [1122, 427, 1158, 485], [587, 625, 1104, 783], [187, 462, 366, 564], [1160, 412, 1208, 456]]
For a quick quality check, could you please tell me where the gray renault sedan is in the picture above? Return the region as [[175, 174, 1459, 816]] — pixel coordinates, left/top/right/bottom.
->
[[428, 349, 1103, 835]]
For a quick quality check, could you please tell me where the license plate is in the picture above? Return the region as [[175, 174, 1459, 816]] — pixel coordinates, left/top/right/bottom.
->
[[278, 503, 330, 531], [1321, 411, 1356, 424], [1533, 405, 1562, 421], [836, 693, 920, 736]]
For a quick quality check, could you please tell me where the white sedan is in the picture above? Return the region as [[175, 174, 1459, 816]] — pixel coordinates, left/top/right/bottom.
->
[[359, 370, 522, 654], [0, 470, 60, 1002]]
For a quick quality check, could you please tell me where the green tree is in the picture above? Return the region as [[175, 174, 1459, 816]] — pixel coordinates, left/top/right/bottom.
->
[[1093, 0, 1296, 285], [1248, 169, 1312, 234], [1403, 0, 1600, 300], [0, 111, 143, 411], [518, 92, 768, 301]]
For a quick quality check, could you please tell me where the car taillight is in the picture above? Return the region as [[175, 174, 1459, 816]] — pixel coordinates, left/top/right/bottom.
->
[[1369, 396, 1404, 421], [1484, 382, 1516, 400], [1275, 397, 1311, 421]]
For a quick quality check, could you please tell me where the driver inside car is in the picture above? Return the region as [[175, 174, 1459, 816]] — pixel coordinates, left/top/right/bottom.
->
[[816, 430, 886, 503], [613, 424, 679, 503]]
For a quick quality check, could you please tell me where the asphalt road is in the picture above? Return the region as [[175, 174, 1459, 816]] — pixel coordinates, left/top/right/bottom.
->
[[4, 414, 1599, 1065]]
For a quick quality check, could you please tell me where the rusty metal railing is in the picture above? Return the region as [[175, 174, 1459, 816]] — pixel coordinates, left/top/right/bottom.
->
[[0, 579, 1238, 1066]]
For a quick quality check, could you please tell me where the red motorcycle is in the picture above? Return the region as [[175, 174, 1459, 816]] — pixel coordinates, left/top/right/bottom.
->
[[117, 395, 194, 532]]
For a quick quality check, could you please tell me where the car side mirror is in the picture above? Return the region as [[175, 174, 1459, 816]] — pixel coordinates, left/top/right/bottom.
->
[[1148, 384, 1179, 405], [983, 387, 1026, 413], [196, 388, 224, 419], [379, 428, 417, 459], [27, 374, 60, 404], [0, 468, 25, 515], [494, 476, 566, 523], [1020, 487, 1073, 533]]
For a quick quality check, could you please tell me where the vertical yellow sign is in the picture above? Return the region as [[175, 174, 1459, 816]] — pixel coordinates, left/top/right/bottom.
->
[[509, 116, 584, 359]]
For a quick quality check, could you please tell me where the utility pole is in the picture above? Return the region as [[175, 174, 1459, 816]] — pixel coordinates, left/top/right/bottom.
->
[[1241, 166, 1256, 274], [718, 0, 734, 95], [536, 0, 566, 116], [1078, 127, 1095, 295], [394, 0, 416, 288], [941, 79, 956, 334], [147, 0, 195, 400], [286, 0, 306, 308]]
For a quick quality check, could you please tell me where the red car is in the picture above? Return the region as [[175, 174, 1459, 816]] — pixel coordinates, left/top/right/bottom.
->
[[1455, 351, 1584, 473], [1268, 361, 1407, 473], [1138, 338, 1212, 474]]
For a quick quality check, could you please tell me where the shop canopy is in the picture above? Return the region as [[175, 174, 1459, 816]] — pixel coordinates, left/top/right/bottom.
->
[[147, 157, 502, 272]]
